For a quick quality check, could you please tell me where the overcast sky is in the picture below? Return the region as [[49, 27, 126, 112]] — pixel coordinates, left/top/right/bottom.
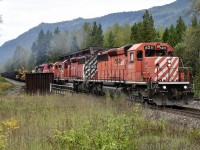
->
[[0, 0, 176, 46]]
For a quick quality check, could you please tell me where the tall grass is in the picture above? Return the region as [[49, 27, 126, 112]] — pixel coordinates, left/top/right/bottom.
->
[[0, 76, 13, 95], [0, 92, 199, 149]]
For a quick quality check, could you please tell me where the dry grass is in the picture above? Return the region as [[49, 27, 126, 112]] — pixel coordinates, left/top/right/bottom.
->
[[0, 92, 199, 149], [0, 76, 13, 95]]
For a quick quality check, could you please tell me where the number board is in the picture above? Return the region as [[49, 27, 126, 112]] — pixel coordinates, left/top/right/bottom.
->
[[144, 45, 155, 50], [160, 46, 167, 50]]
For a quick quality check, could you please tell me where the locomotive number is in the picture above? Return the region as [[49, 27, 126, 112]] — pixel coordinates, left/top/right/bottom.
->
[[144, 45, 155, 50], [114, 58, 124, 65], [160, 46, 167, 50]]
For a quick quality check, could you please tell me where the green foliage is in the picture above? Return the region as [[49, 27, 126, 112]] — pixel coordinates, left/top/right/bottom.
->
[[3, 46, 31, 72], [130, 10, 157, 44], [176, 16, 187, 43], [106, 31, 115, 47], [167, 25, 177, 47], [0, 76, 13, 94], [70, 36, 79, 52], [191, 0, 200, 15], [104, 24, 131, 47], [142, 10, 157, 42], [88, 22, 104, 46], [189, 129, 200, 143], [0, 76, 6, 83], [54, 26, 61, 35], [162, 28, 169, 43], [194, 72, 200, 98], [46, 31, 69, 62], [0, 93, 199, 149], [81, 22, 92, 48], [130, 22, 143, 43], [191, 16, 198, 28], [175, 21, 200, 96], [0, 126, 6, 149]]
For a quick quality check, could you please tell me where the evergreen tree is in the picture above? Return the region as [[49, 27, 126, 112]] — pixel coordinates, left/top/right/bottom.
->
[[96, 24, 104, 46], [36, 30, 47, 65], [131, 22, 143, 43], [176, 16, 186, 43], [47, 31, 68, 62], [81, 22, 91, 48], [168, 25, 177, 47], [31, 41, 37, 53], [46, 30, 53, 49], [107, 31, 115, 47], [191, 16, 198, 27], [89, 22, 98, 46], [70, 36, 79, 52], [142, 10, 157, 42], [89, 22, 104, 46], [162, 28, 169, 43], [54, 26, 61, 35]]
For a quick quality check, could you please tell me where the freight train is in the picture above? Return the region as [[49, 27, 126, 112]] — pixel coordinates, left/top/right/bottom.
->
[[35, 43, 194, 106]]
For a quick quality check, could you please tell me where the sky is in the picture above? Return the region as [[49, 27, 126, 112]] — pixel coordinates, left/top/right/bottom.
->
[[0, 0, 176, 46]]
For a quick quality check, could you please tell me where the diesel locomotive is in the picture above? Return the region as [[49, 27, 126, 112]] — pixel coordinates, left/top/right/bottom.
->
[[35, 42, 194, 106]]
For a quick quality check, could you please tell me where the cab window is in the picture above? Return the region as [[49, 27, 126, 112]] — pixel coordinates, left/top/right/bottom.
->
[[145, 50, 154, 57], [137, 50, 143, 60], [156, 51, 165, 56], [130, 52, 134, 62]]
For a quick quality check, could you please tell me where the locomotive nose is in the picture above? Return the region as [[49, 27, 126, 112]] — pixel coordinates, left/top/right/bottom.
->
[[154, 57, 179, 82]]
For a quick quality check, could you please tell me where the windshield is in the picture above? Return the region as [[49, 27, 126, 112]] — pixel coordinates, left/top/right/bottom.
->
[[145, 50, 165, 57]]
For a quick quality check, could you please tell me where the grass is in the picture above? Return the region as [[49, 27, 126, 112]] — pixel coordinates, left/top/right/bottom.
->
[[0, 92, 199, 149], [0, 76, 13, 95]]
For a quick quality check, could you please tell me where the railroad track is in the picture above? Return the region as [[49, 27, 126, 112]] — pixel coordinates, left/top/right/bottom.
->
[[5, 78, 25, 86], [160, 106, 200, 119]]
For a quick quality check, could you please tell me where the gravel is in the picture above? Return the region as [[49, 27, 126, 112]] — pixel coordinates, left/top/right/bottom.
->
[[187, 101, 200, 109], [5, 85, 25, 96], [142, 107, 200, 129]]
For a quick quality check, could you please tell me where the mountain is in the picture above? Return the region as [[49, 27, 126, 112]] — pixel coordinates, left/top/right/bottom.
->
[[0, 0, 191, 66]]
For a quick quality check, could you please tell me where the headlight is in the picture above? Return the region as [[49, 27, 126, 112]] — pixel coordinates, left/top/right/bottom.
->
[[167, 64, 171, 67], [184, 85, 188, 89], [163, 86, 167, 89], [167, 59, 171, 63]]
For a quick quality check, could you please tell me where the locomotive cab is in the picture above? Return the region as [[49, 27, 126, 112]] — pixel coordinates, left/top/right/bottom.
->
[[53, 62, 63, 79], [127, 43, 193, 106]]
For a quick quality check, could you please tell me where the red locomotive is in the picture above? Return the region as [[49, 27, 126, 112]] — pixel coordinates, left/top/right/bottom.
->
[[36, 43, 194, 106]]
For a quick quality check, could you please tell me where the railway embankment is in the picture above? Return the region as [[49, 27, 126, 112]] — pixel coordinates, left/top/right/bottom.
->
[[3, 78, 25, 96]]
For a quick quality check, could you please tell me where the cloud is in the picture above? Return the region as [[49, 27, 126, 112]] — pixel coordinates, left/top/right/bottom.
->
[[0, 0, 176, 46]]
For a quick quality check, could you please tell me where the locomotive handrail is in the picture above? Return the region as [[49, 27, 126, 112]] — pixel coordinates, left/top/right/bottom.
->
[[98, 69, 126, 82]]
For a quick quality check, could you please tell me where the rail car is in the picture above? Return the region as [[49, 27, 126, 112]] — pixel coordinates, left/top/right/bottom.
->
[[35, 43, 194, 106]]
